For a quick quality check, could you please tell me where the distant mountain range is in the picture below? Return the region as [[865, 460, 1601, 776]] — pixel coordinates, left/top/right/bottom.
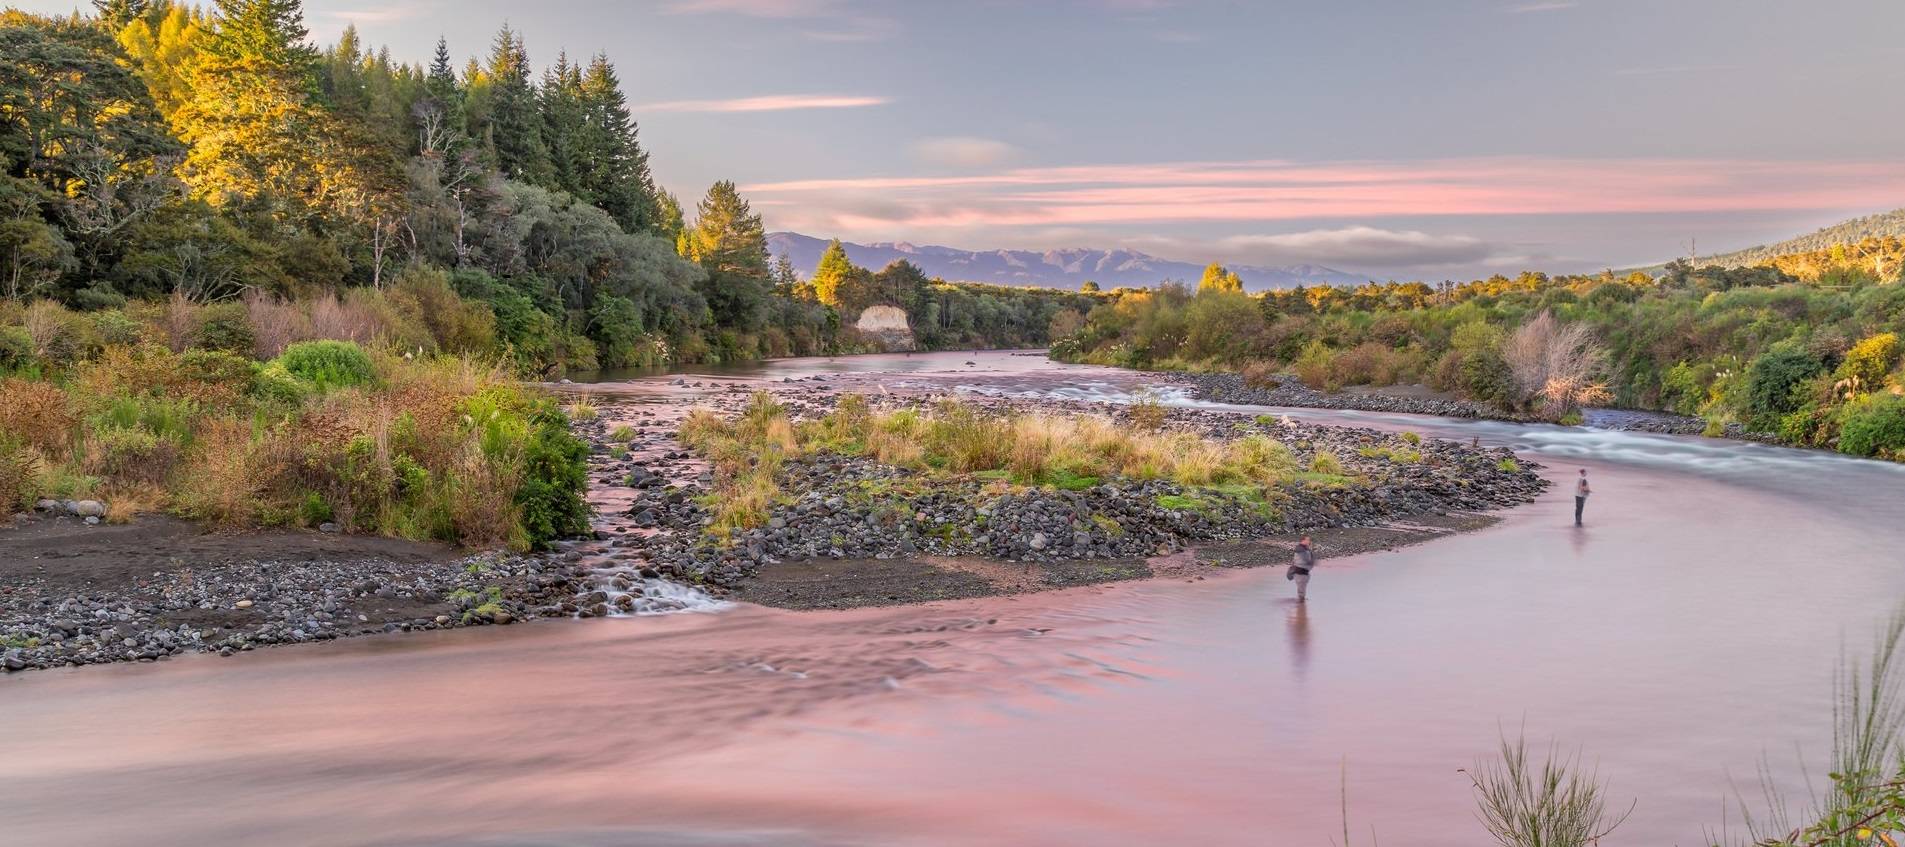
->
[[1658, 208, 1905, 270], [766, 232, 1371, 291]]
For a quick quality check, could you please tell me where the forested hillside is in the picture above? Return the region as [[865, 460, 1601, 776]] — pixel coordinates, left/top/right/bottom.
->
[[1644, 208, 1905, 272], [0, 0, 1086, 372]]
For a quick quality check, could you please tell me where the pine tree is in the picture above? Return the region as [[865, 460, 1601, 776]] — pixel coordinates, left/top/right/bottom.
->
[[172, 0, 332, 213], [423, 36, 460, 123], [810, 238, 855, 307], [116, 2, 207, 120], [576, 54, 659, 234], [93, 0, 149, 29], [481, 24, 549, 184], [689, 180, 770, 329], [538, 51, 585, 200]]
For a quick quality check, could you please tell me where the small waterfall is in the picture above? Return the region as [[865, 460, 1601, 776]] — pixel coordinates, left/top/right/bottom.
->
[[578, 556, 730, 617]]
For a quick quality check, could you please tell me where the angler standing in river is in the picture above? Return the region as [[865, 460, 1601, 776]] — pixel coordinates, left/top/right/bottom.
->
[[1574, 469, 1591, 526], [1288, 536, 1316, 603]]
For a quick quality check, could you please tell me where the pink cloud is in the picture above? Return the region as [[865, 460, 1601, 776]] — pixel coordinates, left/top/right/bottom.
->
[[741, 157, 1905, 229], [638, 94, 890, 113]]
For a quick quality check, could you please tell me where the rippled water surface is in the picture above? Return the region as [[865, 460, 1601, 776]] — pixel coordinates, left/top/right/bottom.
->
[[7, 351, 1905, 846]]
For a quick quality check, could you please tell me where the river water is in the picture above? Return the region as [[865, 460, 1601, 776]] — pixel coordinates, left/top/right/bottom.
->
[[6, 351, 1905, 847]]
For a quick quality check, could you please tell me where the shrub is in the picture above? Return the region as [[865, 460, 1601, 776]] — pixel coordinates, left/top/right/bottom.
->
[[23, 299, 90, 364], [1836, 332, 1899, 391], [1744, 347, 1824, 425], [276, 340, 376, 392], [1839, 393, 1905, 458], [513, 402, 589, 549], [1129, 390, 1167, 431], [177, 349, 256, 394], [193, 302, 255, 353], [1293, 339, 1336, 391], [1331, 341, 1411, 387], [90, 310, 143, 346], [250, 362, 308, 405], [0, 378, 76, 455], [84, 426, 183, 486], [0, 326, 33, 372], [297, 491, 334, 526], [1239, 360, 1282, 389], [1461, 348, 1518, 409], [0, 440, 38, 513]]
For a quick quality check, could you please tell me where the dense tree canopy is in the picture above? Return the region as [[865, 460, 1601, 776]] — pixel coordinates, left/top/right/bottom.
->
[[0, 1, 1155, 370]]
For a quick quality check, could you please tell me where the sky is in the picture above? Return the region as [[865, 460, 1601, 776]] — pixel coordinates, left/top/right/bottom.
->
[[24, 0, 1905, 278]]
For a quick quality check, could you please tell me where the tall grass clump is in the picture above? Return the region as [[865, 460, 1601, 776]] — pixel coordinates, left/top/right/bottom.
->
[[0, 340, 586, 550], [1465, 732, 1632, 847], [276, 340, 376, 392], [1717, 609, 1905, 846], [678, 394, 1322, 526]]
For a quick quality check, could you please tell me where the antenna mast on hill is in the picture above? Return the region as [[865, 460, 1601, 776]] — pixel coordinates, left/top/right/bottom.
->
[[1682, 237, 1698, 266]]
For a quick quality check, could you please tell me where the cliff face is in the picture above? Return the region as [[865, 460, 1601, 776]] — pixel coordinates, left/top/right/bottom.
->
[[853, 305, 915, 350]]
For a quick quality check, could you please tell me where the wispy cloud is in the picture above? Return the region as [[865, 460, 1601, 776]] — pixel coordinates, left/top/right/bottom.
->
[[745, 156, 1905, 235], [639, 94, 891, 113], [911, 137, 1021, 168], [324, 3, 438, 24], [662, 0, 897, 41], [1614, 63, 1739, 76], [1504, 1, 1577, 12], [662, 0, 842, 17], [1220, 227, 1495, 268]]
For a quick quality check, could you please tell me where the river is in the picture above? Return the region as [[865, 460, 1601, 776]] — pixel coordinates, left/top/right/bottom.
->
[[5, 350, 1904, 846]]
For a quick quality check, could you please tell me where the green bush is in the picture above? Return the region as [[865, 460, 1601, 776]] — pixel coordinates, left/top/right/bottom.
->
[[514, 402, 589, 550], [1839, 393, 1905, 458], [93, 394, 196, 444], [0, 327, 33, 372], [193, 301, 255, 353], [86, 425, 181, 485], [1744, 347, 1823, 425], [89, 310, 143, 346], [276, 340, 375, 392], [1461, 347, 1517, 409], [249, 362, 307, 405], [177, 349, 255, 393], [297, 491, 334, 526]]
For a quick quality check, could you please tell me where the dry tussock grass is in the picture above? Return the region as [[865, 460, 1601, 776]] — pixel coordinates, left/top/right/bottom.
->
[[0, 378, 77, 456]]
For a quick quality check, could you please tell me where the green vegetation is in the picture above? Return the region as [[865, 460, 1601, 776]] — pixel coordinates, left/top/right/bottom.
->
[[0, 299, 587, 549], [1053, 255, 1905, 457], [679, 391, 1326, 531], [0, 2, 1087, 381]]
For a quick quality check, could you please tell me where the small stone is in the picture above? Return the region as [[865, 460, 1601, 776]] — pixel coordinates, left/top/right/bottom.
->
[[1028, 532, 1049, 551], [73, 500, 106, 518], [318, 522, 341, 534], [234, 600, 254, 609], [434, 615, 450, 625], [83, 516, 100, 526]]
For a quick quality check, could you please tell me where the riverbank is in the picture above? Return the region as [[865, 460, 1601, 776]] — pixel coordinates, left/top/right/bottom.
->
[[0, 513, 591, 673], [1175, 371, 1710, 434], [3, 355, 1552, 674]]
